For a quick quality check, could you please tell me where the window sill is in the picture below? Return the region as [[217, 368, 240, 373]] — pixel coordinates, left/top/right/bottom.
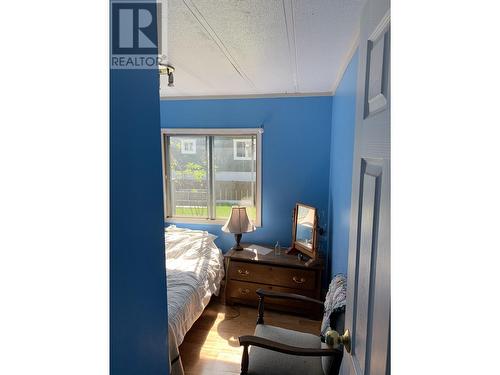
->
[[165, 217, 262, 227], [165, 217, 226, 226]]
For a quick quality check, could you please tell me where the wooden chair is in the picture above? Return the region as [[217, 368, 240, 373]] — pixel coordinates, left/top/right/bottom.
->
[[238, 289, 344, 375]]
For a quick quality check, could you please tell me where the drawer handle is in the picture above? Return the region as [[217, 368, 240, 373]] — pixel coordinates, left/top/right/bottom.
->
[[238, 288, 250, 295], [237, 269, 250, 276], [292, 276, 306, 284]]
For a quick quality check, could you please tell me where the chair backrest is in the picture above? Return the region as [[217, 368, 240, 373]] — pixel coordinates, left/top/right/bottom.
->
[[320, 274, 346, 335], [321, 274, 347, 375], [325, 309, 345, 375]]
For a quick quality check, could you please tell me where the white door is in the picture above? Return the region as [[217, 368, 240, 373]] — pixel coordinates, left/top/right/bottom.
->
[[341, 0, 390, 374]]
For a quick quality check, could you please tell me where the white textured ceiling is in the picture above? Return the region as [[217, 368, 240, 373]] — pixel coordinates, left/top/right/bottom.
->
[[160, 0, 364, 98]]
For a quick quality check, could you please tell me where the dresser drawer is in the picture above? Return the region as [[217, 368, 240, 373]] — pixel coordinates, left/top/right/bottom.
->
[[229, 261, 316, 290], [226, 280, 316, 309]]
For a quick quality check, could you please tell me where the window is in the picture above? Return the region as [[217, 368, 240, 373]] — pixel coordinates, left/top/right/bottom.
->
[[161, 128, 262, 226], [181, 139, 196, 154], [233, 139, 254, 160]]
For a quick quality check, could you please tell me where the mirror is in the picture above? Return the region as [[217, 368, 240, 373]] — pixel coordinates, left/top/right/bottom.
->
[[291, 203, 317, 259]]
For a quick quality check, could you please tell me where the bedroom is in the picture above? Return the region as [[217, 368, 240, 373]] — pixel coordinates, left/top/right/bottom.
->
[[154, 0, 389, 374], [115, 0, 389, 374], [5, 0, 500, 374]]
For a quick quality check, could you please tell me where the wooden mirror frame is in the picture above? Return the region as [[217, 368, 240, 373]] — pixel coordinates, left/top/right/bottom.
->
[[290, 203, 318, 260]]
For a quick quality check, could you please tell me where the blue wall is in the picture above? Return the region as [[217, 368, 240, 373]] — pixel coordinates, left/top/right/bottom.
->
[[328, 50, 359, 276], [160, 97, 332, 252], [111, 60, 169, 375]]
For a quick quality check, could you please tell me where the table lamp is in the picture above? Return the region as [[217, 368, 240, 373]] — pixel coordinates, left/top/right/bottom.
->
[[222, 206, 256, 251]]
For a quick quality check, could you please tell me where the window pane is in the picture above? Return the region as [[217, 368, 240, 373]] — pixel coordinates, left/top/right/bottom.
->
[[236, 141, 246, 157], [214, 136, 257, 221], [181, 139, 196, 154], [168, 136, 208, 218]]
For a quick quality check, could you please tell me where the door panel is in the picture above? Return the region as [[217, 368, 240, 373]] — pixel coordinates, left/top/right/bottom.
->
[[354, 160, 382, 373], [365, 25, 390, 118], [341, 0, 390, 374]]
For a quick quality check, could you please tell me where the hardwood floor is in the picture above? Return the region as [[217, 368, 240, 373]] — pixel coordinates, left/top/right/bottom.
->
[[178, 299, 322, 375]]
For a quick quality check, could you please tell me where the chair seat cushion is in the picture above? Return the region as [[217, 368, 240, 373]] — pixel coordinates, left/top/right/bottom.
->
[[247, 324, 324, 375]]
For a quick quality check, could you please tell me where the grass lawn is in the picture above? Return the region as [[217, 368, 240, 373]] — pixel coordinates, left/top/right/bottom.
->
[[175, 205, 257, 221]]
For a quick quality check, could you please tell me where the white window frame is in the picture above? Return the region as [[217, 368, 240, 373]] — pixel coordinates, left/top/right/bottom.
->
[[161, 128, 263, 226], [233, 139, 254, 160], [180, 138, 196, 154]]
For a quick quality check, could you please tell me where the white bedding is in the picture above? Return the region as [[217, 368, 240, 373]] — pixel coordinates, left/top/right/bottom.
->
[[165, 225, 224, 351]]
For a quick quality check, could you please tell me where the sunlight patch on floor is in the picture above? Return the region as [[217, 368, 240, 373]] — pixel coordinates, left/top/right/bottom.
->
[[197, 311, 243, 363]]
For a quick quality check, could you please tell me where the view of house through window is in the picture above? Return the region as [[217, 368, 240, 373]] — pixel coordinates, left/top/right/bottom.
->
[[162, 130, 260, 224]]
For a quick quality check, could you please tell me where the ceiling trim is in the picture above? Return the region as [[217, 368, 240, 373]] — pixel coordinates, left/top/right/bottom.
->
[[331, 10, 390, 94], [160, 92, 333, 101], [181, 0, 256, 89], [282, 0, 299, 91], [331, 32, 360, 95]]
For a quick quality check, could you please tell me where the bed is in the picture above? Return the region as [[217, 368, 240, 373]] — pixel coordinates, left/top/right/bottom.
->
[[165, 225, 225, 375]]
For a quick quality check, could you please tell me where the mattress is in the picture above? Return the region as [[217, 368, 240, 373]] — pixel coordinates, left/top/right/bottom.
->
[[165, 225, 224, 359]]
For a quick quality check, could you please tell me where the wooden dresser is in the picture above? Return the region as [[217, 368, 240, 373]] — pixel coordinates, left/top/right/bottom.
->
[[224, 246, 323, 317]]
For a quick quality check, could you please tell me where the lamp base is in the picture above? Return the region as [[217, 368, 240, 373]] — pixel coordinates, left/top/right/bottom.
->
[[232, 233, 243, 251]]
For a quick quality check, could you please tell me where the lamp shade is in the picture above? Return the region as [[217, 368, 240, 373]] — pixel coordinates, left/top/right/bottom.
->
[[222, 206, 256, 234]]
